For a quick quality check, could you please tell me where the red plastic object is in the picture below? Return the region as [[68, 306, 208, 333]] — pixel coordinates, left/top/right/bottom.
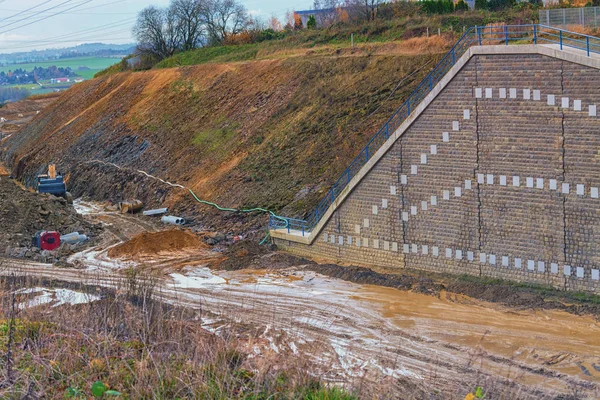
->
[[40, 231, 60, 251]]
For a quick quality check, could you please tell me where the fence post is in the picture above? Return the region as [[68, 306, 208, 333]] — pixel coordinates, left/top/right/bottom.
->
[[560, 30, 563, 50], [477, 26, 482, 46], [385, 124, 389, 139], [451, 48, 456, 64], [407, 99, 411, 115], [563, 9, 566, 29], [505, 25, 508, 45], [429, 74, 433, 91], [587, 36, 590, 57], [533, 25, 537, 45], [365, 147, 369, 162]]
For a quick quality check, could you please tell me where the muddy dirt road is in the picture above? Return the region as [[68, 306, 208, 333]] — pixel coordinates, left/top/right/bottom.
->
[[2, 200, 599, 399]]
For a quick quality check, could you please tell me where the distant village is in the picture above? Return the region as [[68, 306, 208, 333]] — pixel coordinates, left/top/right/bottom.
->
[[0, 66, 84, 86]]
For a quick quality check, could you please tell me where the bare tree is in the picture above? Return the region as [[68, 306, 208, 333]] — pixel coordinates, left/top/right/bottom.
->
[[170, 0, 206, 51], [133, 6, 181, 60], [345, 0, 381, 21], [199, 0, 250, 44], [312, 0, 341, 27]]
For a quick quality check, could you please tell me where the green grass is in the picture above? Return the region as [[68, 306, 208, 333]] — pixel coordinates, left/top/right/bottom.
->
[[156, 44, 260, 68]]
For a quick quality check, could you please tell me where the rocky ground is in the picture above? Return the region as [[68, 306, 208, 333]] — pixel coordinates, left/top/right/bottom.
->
[[0, 178, 102, 263]]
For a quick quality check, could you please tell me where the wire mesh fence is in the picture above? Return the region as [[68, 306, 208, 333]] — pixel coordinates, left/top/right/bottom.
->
[[539, 7, 600, 29]]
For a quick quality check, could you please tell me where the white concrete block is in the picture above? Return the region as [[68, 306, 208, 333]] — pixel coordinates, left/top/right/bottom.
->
[[515, 258, 522, 269], [577, 184, 585, 196], [464, 109, 470, 120], [430, 144, 437, 155], [323, 233, 328, 242], [431, 196, 437, 206], [373, 239, 379, 249], [500, 175, 507, 186], [363, 238, 369, 247], [390, 186, 397, 195], [421, 154, 427, 164], [551, 263, 558, 274], [533, 90, 541, 101], [383, 241, 389, 251], [392, 242, 398, 252], [347, 236, 352, 245], [421, 201, 428, 211], [513, 176, 520, 187], [443, 132, 449, 142], [499, 88, 506, 98], [590, 104, 597, 117], [536, 178, 544, 189], [452, 121, 459, 131], [465, 179, 472, 190], [562, 183, 570, 194], [485, 88, 492, 98], [577, 267, 584, 278], [480, 252, 486, 263], [502, 256, 509, 266], [372, 205, 378, 215], [592, 269, 599, 280], [475, 87, 482, 98], [527, 260, 535, 271], [456, 249, 462, 260], [526, 177, 534, 188], [467, 251, 474, 261], [411, 244, 418, 254], [523, 88, 531, 100], [443, 190, 450, 200], [363, 218, 369, 228], [432, 246, 439, 257], [411, 165, 418, 175], [538, 261, 545, 273], [422, 245, 428, 255], [562, 97, 569, 109], [478, 174, 485, 184], [402, 212, 409, 221], [592, 187, 599, 198], [455, 187, 462, 197], [356, 238, 361, 247], [355, 225, 361, 234], [550, 179, 557, 190], [445, 248, 452, 258], [410, 206, 417, 215], [574, 100, 582, 111], [381, 199, 388, 209], [487, 174, 494, 185], [401, 174, 408, 184], [330, 234, 335, 244], [338, 236, 344, 245], [564, 265, 571, 276], [510, 88, 516, 98], [403, 244, 409, 253], [547, 94, 555, 105], [489, 254, 496, 265]]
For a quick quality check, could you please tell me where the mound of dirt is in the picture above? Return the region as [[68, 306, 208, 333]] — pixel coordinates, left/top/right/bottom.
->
[[0, 177, 101, 250], [109, 229, 203, 258]]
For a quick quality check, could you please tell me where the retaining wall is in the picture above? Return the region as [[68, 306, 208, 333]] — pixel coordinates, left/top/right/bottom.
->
[[273, 48, 600, 293]]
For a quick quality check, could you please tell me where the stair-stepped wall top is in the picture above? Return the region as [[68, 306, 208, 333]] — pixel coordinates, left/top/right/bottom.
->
[[272, 45, 600, 293]]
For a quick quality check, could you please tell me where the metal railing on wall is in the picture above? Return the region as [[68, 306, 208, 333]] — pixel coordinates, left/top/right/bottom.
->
[[269, 24, 600, 236]]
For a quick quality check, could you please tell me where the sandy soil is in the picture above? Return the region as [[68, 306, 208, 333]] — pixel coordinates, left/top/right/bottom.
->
[[1, 200, 598, 398]]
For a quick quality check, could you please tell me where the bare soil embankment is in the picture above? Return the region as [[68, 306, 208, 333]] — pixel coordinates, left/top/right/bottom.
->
[[1, 45, 444, 233]]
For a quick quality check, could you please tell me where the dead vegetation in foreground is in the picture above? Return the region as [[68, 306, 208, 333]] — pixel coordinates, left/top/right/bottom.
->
[[0, 272, 357, 399]]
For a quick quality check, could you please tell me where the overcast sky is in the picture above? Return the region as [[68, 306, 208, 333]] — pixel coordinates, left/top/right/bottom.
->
[[0, 0, 314, 53]]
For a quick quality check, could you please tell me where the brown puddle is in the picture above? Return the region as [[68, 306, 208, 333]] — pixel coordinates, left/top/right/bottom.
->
[[354, 285, 600, 382]]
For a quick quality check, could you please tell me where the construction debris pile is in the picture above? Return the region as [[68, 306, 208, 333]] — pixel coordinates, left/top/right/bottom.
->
[[0, 178, 101, 263]]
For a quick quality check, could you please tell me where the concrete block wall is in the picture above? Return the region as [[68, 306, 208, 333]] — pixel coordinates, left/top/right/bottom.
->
[[274, 53, 600, 293]]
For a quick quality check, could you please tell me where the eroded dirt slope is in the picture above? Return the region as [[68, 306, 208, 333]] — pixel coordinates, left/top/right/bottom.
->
[[2, 49, 442, 232]]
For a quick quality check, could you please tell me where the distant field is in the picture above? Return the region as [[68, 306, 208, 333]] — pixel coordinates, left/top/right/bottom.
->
[[0, 56, 123, 79]]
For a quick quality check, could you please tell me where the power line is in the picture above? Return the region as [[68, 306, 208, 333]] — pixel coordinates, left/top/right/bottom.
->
[[0, 0, 81, 31], [0, 0, 94, 36], [0, 0, 56, 23]]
